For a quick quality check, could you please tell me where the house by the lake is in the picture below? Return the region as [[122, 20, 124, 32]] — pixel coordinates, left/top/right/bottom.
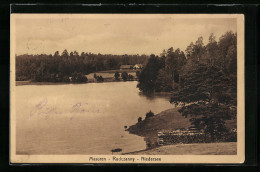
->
[[133, 64, 143, 69], [120, 65, 133, 70]]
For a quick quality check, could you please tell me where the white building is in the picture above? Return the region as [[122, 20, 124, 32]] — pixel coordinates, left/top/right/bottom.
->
[[133, 64, 143, 69]]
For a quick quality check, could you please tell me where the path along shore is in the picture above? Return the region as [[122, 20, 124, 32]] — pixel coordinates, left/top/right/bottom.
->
[[123, 142, 237, 155]]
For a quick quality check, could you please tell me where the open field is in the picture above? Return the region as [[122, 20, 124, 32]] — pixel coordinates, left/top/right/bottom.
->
[[86, 70, 138, 80], [124, 142, 237, 155], [97, 69, 141, 73]]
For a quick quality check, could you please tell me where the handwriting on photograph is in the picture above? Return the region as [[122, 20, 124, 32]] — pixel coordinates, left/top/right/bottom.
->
[[30, 98, 101, 119]]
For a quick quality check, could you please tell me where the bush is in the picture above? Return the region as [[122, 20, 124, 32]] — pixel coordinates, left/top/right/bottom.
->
[[114, 72, 120, 80], [136, 71, 140, 77], [62, 75, 70, 83], [145, 110, 154, 119], [121, 72, 128, 81], [128, 74, 134, 81], [97, 75, 104, 82], [138, 117, 142, 123], [71, 72, 88, 83]]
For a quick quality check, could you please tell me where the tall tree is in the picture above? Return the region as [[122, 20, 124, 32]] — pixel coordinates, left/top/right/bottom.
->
[[155, 69, 173, 92], [137, 54, 164, 93], [164, 48, 186, 87], [193, 36, 205, 63], [170, 31, 237, 140], [62, 49, 69, 58], [69, 51, 74, 57], [54, 51, 59, 57], [170, 64, 236, 140], [218, 31, 237, 71], [185, 42, 194, 58], [206, 33, 219, 66]]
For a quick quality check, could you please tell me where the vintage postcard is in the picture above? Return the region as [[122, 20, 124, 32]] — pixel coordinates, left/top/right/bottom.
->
[[10, 14, 244, 163]]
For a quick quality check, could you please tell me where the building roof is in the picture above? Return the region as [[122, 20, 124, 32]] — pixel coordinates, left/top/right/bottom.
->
[[134, 64, 143, 67], [120, 65, 132, 68]]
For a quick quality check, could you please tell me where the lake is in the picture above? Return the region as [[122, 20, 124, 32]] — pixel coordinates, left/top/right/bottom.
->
[[15, 81, 173, 154]]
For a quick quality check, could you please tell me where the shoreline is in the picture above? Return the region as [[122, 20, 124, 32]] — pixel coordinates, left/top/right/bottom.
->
[[123, 142, 237, 155], [126, 108, 237, 154], [126, 108, 190, 149], [15, 79, 138, 86]]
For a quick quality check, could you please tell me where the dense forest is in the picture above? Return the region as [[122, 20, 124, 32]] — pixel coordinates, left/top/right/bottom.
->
[[137, 31, 237, 94], [137, 31, 237, 139], [16, 52, 149, 82]]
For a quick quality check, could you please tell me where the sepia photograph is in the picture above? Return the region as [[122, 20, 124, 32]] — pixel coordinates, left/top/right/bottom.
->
[[10, 14, 244, 163]]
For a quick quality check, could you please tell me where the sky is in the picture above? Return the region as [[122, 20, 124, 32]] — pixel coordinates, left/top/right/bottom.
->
[[12, 14, 237, 56]]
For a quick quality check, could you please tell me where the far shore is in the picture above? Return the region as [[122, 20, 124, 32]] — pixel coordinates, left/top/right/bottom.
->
[[16, 68, 141, 86], [15, 78, 138, 86]]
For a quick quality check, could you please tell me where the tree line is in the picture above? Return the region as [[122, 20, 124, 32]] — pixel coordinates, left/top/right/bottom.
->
[[16, 51, 149, 82], [137, 31, 237, 140]]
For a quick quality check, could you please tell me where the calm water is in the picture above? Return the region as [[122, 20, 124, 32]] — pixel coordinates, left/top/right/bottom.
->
[[16, 81, 173, 154]]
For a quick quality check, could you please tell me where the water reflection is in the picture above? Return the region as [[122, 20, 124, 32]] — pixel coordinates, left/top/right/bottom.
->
[[138, 92, 172, 101]]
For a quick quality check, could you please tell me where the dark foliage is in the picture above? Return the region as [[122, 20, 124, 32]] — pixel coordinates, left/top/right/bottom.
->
[[71, 72, 88, 83], [137, 54, 165, 93], [114, 72, 120, 80], [96, 75, 104, 82], [16, 51, 149, 82], [94, 73, 97, 79], [170, 64, 236, 139], [134, 31, 237, 140], [136, 71, 140, 78], [137, 49, 186, 93], [170, 31, 237, 139], [145, 110, 155, 119], [155, 69, 173, 92], [128, 74, 134, 81], [121, 72, 128, 81]]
